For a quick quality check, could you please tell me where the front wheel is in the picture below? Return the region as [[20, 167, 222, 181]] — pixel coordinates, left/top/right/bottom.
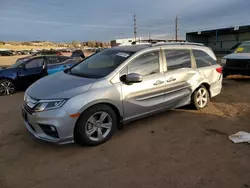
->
[[0, 79, 16, 96], [74, 104, 117, 146], [192, 86, 210, 110]]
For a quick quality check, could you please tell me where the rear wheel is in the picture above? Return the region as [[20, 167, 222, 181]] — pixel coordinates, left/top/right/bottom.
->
[[0, 79, 16, 96], [74, 104, 117, 146], [192, 86, 209, 110]]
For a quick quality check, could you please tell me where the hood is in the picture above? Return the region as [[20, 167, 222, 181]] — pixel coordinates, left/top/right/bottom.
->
[[223, 53, 250, 60], [26, 71, 96, 99]]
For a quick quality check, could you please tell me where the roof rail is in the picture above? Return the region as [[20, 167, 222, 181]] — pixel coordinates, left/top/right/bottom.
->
[[152, 41, 205, 47], [131, 39, 167, 45]]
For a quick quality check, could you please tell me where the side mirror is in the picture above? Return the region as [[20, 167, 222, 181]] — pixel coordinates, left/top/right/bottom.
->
[[120, 73, 143, 84]]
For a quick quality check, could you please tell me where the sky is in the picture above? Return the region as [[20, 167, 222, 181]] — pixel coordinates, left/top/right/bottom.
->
[[1, 0, 250, 42]]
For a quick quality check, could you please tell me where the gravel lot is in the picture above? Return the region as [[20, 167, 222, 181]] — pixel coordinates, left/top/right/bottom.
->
[[0, 77, 250, 188]]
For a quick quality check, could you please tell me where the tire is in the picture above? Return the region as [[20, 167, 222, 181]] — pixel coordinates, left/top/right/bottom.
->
[[74, 104, 118, 146], [0, 79, 16, 96], [191, 86, 210, 110]]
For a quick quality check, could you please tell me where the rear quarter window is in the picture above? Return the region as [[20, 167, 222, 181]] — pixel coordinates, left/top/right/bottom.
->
[[47, 56, 61, 65], [193, 50, 217, 68]]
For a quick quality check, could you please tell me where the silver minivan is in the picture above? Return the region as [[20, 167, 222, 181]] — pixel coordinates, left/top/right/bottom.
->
[[22, 43, 223, 146]]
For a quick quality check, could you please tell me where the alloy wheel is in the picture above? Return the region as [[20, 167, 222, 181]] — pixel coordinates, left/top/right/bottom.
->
[[85, 111, 112, 141], [196, 88, 208, 108], [0, 80, 15, 95]]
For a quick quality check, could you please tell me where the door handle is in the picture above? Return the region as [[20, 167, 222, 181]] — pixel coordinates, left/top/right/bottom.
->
[[166, 77, 176, 82], [153, 80, 164, 86]]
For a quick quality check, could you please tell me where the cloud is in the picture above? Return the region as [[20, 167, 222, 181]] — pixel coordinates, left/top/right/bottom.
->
[[1, 0, 250, 41]]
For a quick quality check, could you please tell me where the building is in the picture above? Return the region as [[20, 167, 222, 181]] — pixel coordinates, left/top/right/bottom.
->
[[111, 37, 143, 47], [186, 25, 250, 53]]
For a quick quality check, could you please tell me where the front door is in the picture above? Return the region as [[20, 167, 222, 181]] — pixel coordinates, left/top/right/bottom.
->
[[18, 57, 46, 87], [121, 50, 166, 121]]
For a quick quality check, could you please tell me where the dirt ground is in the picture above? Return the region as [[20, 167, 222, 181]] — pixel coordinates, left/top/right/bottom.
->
[[0, 77, 250, 188]]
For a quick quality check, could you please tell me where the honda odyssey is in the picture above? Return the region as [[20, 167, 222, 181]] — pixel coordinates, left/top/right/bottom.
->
[[22, 42, 222, 146]]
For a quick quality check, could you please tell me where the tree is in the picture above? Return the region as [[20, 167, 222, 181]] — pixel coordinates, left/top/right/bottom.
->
[[21, 42, 33, 46], [72, 40, 81, 48]]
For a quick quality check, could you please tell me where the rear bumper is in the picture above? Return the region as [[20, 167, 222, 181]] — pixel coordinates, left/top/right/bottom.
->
[[210, 75, 223, 98], [223, 67, 250, 76]]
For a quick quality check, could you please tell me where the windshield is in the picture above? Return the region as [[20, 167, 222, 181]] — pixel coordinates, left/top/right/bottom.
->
[[11, 58, 28, 68], [235, 43, 250, 53], [68, 49, 134, 78]]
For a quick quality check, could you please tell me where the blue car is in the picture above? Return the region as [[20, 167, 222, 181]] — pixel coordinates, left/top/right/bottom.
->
[[0, 55, 78, 95]]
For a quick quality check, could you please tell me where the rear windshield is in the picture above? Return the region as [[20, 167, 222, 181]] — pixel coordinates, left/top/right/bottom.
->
[[68, 49, 134, 78], [235, 43, 250, 53]]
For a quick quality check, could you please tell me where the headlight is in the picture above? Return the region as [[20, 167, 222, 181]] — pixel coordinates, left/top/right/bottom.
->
[[24, 92, 27, 101], [35, 99, 67, 112], [221, 58, 227, 64]]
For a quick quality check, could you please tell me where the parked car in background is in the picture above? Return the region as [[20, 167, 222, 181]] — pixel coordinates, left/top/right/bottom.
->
[[22, 42, 222, 146], [9, 50, 17, 55], [222, 41, 250, 77], [61, 49, 72, 53], [71, 49, 85, 60], [230, 43, 242, 53], [0, 50, 14, 56], [95, 48, 106, 53], [16, 51, 23, 55], [0, 56, 78, 95], [23, 50, 31, 55]]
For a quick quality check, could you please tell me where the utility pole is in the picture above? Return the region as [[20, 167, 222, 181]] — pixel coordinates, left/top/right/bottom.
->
[[175, 16, 179, 41], [133, 12, 137, 43]]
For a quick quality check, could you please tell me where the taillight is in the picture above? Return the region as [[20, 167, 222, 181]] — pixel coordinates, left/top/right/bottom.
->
[[216, 67, 223, 74]]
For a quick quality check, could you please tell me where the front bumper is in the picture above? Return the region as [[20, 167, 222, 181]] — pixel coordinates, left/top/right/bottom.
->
[[22, 105, 77, 144]]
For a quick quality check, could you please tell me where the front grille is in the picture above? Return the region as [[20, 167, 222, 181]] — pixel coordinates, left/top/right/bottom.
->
[[23, 102, 34, 114], [226, 59, 250, 68], [39, 124, 59, 138]]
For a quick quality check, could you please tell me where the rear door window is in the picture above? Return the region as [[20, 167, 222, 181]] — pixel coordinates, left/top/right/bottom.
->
[[58, 56, 69, 62], [193, 50, 216, 68], [25, 58, 44, 68], [46, 56, 61, 65], [164, 50, 191, 70]]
